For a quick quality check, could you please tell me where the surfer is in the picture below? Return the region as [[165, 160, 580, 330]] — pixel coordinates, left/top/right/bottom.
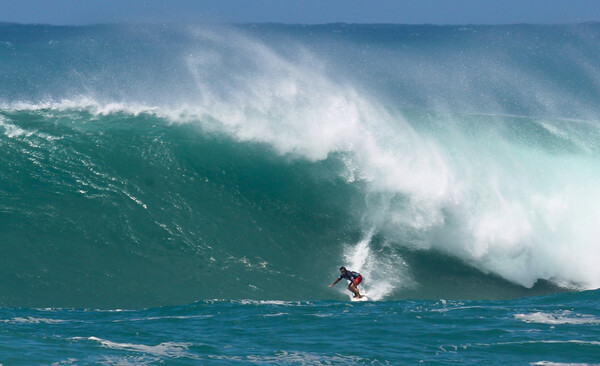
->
[[329, 267, 363, 299]]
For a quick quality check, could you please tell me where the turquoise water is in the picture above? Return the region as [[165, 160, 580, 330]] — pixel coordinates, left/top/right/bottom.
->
[[2, 291, 600, 364], [1, 22, 600, 364]]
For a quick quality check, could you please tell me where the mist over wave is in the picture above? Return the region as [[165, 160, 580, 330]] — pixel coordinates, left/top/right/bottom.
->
[[1, 23, 599, 307]]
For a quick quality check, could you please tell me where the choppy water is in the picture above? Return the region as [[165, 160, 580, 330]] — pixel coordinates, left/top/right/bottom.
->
[[2, 291, 600, 365]]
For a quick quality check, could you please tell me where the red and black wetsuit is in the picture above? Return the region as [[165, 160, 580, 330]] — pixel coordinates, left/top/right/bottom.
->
[[339, 270, 363, 285]]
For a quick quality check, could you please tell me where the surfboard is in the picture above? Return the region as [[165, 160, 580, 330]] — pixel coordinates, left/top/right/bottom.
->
[[351, 295, 369, 302]]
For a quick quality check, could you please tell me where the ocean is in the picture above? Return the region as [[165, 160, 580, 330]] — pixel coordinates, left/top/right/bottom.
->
[[0, 22, 599, 364]]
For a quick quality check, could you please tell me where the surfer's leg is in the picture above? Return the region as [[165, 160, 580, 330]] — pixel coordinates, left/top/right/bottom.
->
[[348, 283, 361, 298]]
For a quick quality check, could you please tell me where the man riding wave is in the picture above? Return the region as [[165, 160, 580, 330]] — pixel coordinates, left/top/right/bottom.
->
[[329, 266, 363, 299]]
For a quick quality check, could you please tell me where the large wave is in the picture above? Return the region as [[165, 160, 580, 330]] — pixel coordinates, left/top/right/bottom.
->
[[1, 23, 599, 307]]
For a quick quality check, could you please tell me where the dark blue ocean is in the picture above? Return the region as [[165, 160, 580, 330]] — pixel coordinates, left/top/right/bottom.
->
[[1, 22, 599, 364]]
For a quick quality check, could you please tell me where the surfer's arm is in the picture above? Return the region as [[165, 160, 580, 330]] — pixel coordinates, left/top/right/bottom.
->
[[329, 278, 341, 287]]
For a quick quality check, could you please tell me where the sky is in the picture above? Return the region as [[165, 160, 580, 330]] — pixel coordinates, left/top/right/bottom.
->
[[0, 0, 599, 25]]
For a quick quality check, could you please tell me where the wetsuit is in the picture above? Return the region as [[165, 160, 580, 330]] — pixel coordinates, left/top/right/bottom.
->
[[339, 271, 363, 285]]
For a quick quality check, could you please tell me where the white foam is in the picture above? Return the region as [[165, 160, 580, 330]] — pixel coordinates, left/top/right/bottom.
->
[[532, 362, 600, 366], [0, 117, 31, 138], [0, 113, 63, 142], [110, 314, 214, 323], [2, 98, 159, 117], [50, 358, 79, 366], [4, 316, 66, 324], [343, 231, 415, 300], [209, 351, 364, 364], [233, 300, 309, 306], [515, 311, 600, 325], [83, 337, 194, 358]]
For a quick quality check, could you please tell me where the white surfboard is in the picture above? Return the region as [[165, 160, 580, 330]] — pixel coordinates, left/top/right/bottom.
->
[[351, 295, 369, 302]]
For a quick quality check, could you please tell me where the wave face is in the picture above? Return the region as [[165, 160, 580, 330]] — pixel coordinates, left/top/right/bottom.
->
[[1, 23, 600, 307]]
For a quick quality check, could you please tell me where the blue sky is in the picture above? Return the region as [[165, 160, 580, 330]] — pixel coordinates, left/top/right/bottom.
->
[[0, 0, 599, 25]]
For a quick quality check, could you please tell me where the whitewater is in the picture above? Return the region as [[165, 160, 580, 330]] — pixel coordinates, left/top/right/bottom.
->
[[1, 22, 599, 364]]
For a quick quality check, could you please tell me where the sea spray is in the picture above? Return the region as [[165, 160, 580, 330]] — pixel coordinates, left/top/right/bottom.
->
[[343, 230, 414, 300]]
